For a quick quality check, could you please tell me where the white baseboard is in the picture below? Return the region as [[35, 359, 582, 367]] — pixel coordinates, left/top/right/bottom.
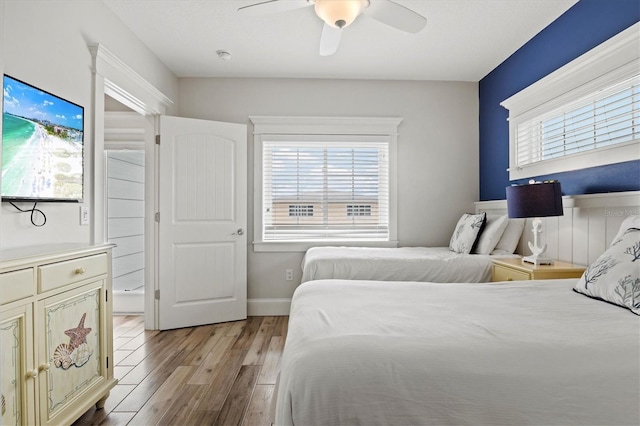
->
[[247, 298, 291, 316], [113, 294, 290, 317], [113, 290, 144, 314]]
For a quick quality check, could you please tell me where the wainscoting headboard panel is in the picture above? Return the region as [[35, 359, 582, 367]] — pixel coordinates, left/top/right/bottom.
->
[[475, 191, 640, 266]]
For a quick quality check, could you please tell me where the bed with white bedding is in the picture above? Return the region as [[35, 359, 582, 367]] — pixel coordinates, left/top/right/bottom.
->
[[301, 246, 519, 283], [300, 213, 525, 283], [274, 278, 640, 425]]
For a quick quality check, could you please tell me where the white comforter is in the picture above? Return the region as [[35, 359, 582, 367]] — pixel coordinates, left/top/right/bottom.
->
[[274, 279, 640, 426], [301, 246, 516, 283]]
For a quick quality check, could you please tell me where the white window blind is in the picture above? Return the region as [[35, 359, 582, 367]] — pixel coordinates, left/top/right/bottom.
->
[[515, 75, 640, 168], [501, 23, 639, 180], [263, 140, 389, 241]]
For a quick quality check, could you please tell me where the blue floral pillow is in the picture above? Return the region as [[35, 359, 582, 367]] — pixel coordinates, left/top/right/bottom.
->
[[574, 227, 640, 315], [449, 212, 486, 254]]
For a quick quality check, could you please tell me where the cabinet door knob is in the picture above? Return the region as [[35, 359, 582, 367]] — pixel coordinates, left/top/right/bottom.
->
[[506, 276, 513, 281], [39, 363, 51, 372], [26, 369, 38, 379], [75, 267, 86, 275]]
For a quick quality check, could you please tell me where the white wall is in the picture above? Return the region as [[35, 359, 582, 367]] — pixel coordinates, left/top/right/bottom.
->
[[0, 0, 177, 250], [107, 150, 145, 314], [0, 3, 480, 312], [178, 77, 479, 305], [106, 151, 145, 288]]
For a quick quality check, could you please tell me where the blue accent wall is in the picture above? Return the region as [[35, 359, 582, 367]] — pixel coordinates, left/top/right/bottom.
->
[[479, 0, 640, 201]]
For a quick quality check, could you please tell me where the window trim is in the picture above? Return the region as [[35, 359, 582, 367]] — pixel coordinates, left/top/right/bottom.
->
[[501, 22, 640, 181], [251, 116, 401, 252]]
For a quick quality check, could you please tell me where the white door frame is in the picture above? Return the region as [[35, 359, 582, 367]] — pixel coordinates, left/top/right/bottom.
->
[[90, 44, 173, 330]]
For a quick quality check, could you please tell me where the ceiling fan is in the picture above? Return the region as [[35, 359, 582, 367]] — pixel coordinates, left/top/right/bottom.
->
[[237, 0, 427, 56]]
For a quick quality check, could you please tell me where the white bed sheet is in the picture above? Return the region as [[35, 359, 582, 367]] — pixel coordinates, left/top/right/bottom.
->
[[274, 279, 640, 426], [301, 246, 518, 283]]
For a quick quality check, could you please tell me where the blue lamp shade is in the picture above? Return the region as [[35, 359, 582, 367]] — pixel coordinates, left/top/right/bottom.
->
[[506, 181, 563, 219]]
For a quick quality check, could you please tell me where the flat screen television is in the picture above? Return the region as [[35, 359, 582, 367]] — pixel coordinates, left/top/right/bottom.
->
[[2, 75, 84, 202]]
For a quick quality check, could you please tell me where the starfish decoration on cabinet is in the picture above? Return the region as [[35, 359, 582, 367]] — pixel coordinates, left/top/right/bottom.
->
[[64, 313, 92, 348]]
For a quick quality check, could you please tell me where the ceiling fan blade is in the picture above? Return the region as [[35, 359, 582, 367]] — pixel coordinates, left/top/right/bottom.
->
[[319, 23, 342, 56], [237, 0, 311, 16], [363, 0, 427, 33]]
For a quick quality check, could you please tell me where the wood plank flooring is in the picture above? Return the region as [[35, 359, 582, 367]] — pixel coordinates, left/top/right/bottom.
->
[[72, 315, 288, 426]]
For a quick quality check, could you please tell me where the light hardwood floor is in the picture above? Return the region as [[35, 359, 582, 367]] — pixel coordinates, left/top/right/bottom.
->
[[72, 315, 288, 426]]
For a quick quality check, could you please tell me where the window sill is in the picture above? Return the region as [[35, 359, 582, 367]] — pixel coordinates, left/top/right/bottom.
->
[[253, 240, 400, 253]]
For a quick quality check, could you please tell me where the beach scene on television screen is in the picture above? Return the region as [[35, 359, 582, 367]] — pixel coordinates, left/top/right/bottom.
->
[[2, 76, 83, 200]]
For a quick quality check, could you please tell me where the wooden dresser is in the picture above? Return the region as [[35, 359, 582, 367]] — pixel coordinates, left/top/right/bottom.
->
[[1, 244, 117, 426]]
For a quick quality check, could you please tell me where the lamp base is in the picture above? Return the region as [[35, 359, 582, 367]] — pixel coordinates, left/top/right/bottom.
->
[[522, 254, 554, 265]]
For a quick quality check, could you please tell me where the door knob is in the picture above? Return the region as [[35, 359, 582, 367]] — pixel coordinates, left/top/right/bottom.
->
[[233, 228, 244, 236]]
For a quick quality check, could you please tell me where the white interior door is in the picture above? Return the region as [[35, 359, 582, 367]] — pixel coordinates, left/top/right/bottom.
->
[[158, 115, 247, 330]]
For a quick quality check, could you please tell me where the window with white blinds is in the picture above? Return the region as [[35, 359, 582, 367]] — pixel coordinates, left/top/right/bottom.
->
[[262, 140, 389, 241], [501, 23, 639, 180], [251, 116, 400, 251], [515, 75, 639, 168]]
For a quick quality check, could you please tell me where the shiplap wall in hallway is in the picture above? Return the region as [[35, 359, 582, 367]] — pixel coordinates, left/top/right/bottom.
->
[[476, 191, 640, 266], [107, 151, 145, 300], [105, 111, 147, 313]]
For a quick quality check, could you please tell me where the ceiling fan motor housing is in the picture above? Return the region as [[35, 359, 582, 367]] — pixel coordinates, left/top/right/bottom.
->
[[314, 0, 369, 29]]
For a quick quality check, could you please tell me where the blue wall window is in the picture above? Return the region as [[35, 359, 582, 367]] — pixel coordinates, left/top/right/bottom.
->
[[479, 0, 640, 200]]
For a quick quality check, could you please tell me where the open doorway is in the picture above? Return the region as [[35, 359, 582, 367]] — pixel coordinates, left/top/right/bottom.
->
[[104, 95, 146, 313], [91, 43, 173, 329]]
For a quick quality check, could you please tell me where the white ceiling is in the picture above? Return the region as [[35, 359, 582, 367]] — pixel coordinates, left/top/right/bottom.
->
[[102, 0, 579, 82]]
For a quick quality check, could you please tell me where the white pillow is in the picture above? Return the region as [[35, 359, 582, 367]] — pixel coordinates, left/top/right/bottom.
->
[[610, 215, 640, 246], [449, 212, 486, 254], [491, 218, 525, 255], [574, 227, 639, 315], [474, 214, 509, 255]]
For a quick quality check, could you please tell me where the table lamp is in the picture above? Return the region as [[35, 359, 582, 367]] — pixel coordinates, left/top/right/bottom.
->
[[506, 181, 563, 265]]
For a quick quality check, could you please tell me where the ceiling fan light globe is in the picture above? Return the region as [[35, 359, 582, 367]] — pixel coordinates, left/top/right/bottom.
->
[[314, 0, 367, 29]]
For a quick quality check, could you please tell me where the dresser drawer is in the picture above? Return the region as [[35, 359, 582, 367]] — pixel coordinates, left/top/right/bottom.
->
[[39, 253, 108, 293], [1, 268, 36, 304], [492, 264, 532, 282]]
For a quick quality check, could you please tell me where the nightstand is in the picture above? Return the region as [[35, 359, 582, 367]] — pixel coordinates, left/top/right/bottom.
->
[[491, 258, 586, 282]]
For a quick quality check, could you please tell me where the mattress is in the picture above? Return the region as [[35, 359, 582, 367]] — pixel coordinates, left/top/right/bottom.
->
[[301, 246, 518, 283], [274, 278, 640, 426]]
